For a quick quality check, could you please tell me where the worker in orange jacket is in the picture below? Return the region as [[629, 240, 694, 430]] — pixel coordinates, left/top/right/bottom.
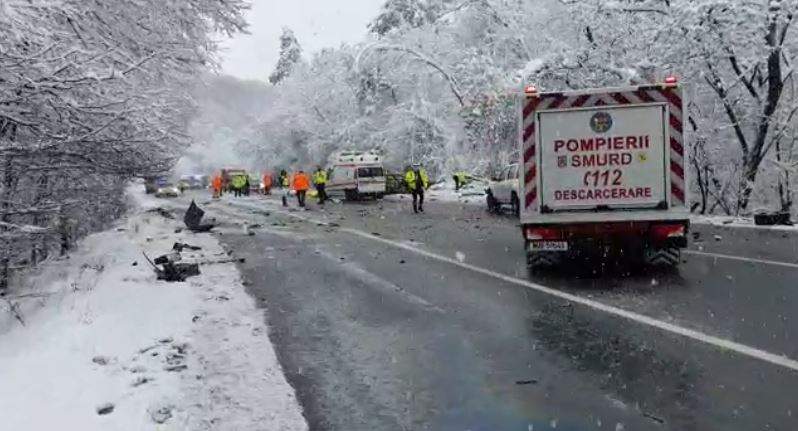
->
[[262, 172, 273, 195], [212, 175, 223, 198], [292, 170, 310, 207]]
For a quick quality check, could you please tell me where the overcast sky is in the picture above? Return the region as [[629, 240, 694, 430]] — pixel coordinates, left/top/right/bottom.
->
[[219, 0, 382, 81]]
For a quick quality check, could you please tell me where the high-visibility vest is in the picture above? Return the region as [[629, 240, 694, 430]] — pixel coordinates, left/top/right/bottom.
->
[[293, 173, 310, 191], [405, 169, 429, 191], [232, 175, 246, 189], [313, 170, 327, 185]]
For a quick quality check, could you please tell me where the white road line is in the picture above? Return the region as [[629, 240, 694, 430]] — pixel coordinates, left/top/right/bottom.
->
[[229, 199, 798, 372], [684, 249, 798, 270]]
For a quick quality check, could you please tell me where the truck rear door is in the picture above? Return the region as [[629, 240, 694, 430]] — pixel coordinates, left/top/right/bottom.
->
[[537, 104, 667, 212], [356, 166, 386, 193]]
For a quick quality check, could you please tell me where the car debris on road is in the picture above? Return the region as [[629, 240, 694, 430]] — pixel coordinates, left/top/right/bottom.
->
[[183, 200, 215, 232]]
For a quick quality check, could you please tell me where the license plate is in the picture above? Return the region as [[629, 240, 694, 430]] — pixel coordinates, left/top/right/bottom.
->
[[529, 240, 569, 251]]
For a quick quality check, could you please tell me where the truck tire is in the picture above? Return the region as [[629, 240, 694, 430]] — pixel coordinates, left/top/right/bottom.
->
[[344, 189, 358, 201], [511, 193, 520, 217], [486, 192, 499, 213]]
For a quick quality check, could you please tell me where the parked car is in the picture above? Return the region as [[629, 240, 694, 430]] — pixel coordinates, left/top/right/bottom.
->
[[485, 163, 520, 216], [155, 183, 180, 198]]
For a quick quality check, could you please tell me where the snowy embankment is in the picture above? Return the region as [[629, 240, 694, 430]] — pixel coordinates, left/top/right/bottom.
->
[[384, 178, 487, 205], [0, 186, 307, 430], [691, 214, 797, 231]]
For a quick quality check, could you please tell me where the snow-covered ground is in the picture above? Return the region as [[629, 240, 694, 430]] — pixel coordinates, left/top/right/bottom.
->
[[384, 178, 487, 205], [691, 214, 797, 231], [0, 186, 307, 430]]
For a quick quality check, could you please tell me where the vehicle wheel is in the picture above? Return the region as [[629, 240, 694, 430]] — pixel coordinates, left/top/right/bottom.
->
[[486, 192, 498, 213], [344, 190, 358, 201], [511, 193, 520, 217]]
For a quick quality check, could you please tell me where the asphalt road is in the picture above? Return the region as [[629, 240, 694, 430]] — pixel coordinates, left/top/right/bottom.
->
[[176, 191, 798, 430]]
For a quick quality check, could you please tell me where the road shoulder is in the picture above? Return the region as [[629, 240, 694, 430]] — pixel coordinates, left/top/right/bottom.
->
[[0, 187, 307, 430]]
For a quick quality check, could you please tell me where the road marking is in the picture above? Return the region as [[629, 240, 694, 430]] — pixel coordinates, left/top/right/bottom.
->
[[229, 199, 798, 372], [684, 250, 798, 270]]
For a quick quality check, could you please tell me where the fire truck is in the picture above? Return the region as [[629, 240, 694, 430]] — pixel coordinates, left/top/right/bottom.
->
[[519, 77, 689, 268]]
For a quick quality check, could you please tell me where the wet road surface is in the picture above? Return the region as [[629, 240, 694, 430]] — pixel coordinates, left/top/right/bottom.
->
[[178, 192, 798, 430]]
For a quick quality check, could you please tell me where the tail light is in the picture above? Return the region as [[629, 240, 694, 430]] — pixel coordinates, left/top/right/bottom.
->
[[524, 227, 561, 240], [650, 223, 685, 242]]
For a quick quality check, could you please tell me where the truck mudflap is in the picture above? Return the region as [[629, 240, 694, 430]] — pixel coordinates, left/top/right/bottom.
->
[[644, 247, 681, 266]]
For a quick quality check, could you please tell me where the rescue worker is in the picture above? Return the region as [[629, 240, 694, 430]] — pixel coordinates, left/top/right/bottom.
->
[[232, 175, 246, 197], [453, 170, 467, 191], [312, 165, 328, 205], [279, 170, 290, 206], [212, 175, 222, 199], [293, 169, 310, 207], [405, 163, 429, 213], [262, 172, 273, 195], [244, 176, 251, 196]]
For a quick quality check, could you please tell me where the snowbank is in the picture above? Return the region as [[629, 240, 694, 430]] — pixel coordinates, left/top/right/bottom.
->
[[691, 214, 797, 232], [384, 178, 487, 205], [0, 185, 307, 430]]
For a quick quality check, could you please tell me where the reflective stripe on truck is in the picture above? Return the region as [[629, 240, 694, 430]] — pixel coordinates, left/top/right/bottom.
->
[[522, 84, 686, 212]]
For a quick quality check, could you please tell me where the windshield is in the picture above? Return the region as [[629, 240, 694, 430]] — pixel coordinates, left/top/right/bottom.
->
[[356, 167, 384, 178], [4, 2, 796, 431]]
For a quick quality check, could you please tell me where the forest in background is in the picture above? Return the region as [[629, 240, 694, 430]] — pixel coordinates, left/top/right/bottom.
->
[[197, 0, 797, 218], [0, 0, 248, 291]]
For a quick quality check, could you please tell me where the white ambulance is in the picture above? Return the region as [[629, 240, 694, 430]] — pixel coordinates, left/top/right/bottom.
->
[[519, 78, 690, 267], [326, 150, 387, 201]]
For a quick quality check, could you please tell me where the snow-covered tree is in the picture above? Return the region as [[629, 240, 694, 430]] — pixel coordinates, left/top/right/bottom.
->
[[269, 28, 303, 85], [0, 0, 247, 291], [222, 0, 798, 217]]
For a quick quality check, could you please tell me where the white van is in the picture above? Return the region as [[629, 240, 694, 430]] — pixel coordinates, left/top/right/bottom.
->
[[327, 150, 387, 200]]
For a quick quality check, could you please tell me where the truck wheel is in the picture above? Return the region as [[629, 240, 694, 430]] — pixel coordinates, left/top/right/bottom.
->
[[486, 192, 498, 213], [344, 190, 358, 201], [511, 193, 520, 217]]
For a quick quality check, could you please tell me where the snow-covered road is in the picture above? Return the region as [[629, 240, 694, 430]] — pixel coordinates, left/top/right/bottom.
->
[[0, 187, 307, 431]]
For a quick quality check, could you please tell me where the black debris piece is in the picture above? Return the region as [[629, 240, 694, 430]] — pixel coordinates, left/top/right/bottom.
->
[[184, 200, 215, 232], [96, 403, 115, 415], [146, 207, 174, 219], [172, 242, 202, 252], [754, 211, 793, 226], [515, 379, 538, 385], [144, 252, 200, 282], [158, 263, 200, 282]]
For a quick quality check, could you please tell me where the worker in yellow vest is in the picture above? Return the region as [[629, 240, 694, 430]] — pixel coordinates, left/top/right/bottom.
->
[[313, 166, 328, 205], [404, 163, 429, 214]]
